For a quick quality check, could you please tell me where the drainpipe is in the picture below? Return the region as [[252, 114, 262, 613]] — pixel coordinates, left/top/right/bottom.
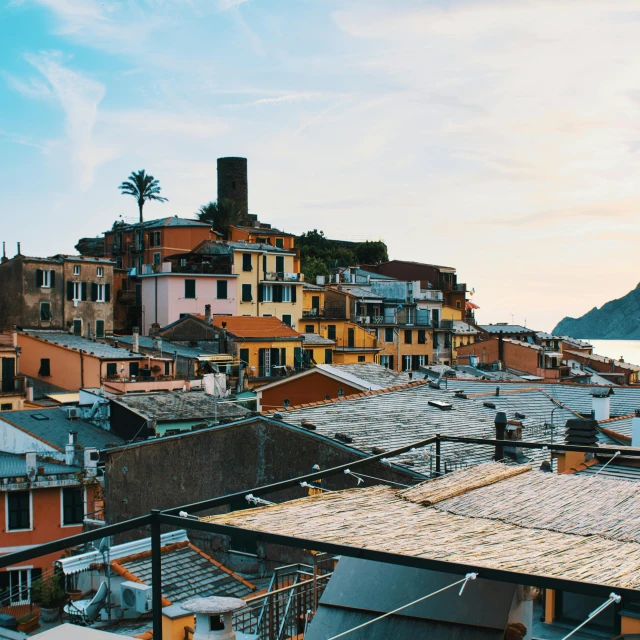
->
[[396, 327, 401, 372], [79, 350, 85, 388], [495, 412, 507, 462], [154, 275, 158, 331]]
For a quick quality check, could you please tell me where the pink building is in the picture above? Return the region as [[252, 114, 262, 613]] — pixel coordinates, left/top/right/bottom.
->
[[140, 266, 238, 335]]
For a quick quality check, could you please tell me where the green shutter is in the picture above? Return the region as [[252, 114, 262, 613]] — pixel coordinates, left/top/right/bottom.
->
[[81, 282, 87, 301], [239, 348, 249, 367], [67, 282, 74, 301], [91, 282, 98, 302], [291, 285, 297, 303], [35, 269, 43, 287], [105, 284, 111, 302], [294, 347, 303, 370], [325, 348, 333, 364]]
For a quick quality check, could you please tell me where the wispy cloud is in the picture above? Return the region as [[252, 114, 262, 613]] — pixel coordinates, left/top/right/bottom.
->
[[23, 51, 111, 190], [224, 92, 326, 108]]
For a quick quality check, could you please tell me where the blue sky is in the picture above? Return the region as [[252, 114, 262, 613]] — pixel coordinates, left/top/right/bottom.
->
[[2, 0, 640, 330]]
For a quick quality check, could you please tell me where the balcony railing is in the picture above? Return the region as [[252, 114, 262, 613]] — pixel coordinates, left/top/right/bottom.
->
[[414, 290, 444, 301], [263, 272, 304, 282], [364, 310, 431, 326]]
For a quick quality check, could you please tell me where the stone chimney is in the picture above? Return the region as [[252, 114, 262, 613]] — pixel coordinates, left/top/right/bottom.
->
[[553, 418, 598, 473], [132, 327, 140, 354], [181, 597, 247, 640], [632, 410, 640, 448], [204, 304, 212, 323], [591, 388, 613, 422], [494, 412, 507, 462], [26, 451, 37, 479], [66, 431, 77, 466], [1, 241, 7, 264]]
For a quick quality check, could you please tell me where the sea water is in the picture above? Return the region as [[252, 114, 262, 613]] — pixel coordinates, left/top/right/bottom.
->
[[587, 339, 640, 368]]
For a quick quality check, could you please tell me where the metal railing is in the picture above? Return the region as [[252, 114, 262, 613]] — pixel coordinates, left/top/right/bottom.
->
[[264, 272, 304, 282], [0, 376, 26, 396]]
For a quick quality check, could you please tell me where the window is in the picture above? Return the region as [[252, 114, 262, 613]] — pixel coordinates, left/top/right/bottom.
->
[[404, 330, 412, 344], [217, 280, 228, 300], [275, 256, 285, 273], [73, 265, 81, 276], [325, 349, 333, 364], [149, 231, 161, 247], [239, 348, 249, 368], [91, 283, 107, 302], [180, 258, 187, 267], [385, 328, 394, 342], [242, 253, 252, 271], [40, 302, 52, 321], [7, 491, 30, 530], [403, 355, 412, 371], [96, 320, 104, 338], [358, 355, 366, 363], [62, 487, 84, 526], [137, 256, 143, 272], [106, 363, 117, 377], [184, 279, 196, 299], [1, 403, 12, 411], [456, 301, 461, 309], [379, 355, 391, 369], [153, 252, 161, 266], [418, 329, 426, 344], [36, 269, 55, 289], [73, 319, 82, 336], [305, 325, 314, 333], [262, 285, 273, 302], [38, 358, 50, 377], [275, 238, 284, 249], [129, 362, 140, 377], [327, 325, 336, 340], [282, 314, 292, 327], [242, 284, 253, 302], [281, 286, 292, 302], [68, 281, 87, 301], [257, 237, 268, 244], [97, 267, 104, 278]]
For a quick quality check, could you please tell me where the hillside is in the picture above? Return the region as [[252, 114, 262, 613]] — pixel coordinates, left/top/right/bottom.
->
[[553, 283, 640, 339]]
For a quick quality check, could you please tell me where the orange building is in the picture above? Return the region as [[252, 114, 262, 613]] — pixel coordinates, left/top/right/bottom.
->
[[0, 408, 119, 604], [0, 332, 26, 412], [16, 332, 174, 392]]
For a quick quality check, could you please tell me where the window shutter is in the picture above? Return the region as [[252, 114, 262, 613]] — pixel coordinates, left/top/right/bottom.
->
[[91, 283, 98, 302], [294, 347, 302, 370], [291, 285, 297, 303], [262, 255, 267, 273], [258, 284, 264, 303], [325, 348, 333, 364], [50, 270, 55, 288], [105, 284, 111, 302], [258, 348, 265, 373], [67, 282, 74, 301], [81, 282, 87, 301], [276, 256, 284, 273], [35, 269, 43, 287], [274, 285, 282, 303], [280, 348, 287, 367]]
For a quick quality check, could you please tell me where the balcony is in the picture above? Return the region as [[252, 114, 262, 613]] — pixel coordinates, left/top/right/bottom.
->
[[367, 309, 431, 326], [111, 243, 122, 254], [0, 376, 26, 396], [263, 272, 304, 282], [414, 290, 444, 302], [302, 308, 348, 320]]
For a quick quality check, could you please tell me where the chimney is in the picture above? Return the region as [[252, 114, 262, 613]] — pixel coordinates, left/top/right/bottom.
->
[[26, 451, 37, 479], [632, 410, 640, 448], [204, 304, 212, 323], [494, 412, 507, 461], [26, 381, 34, 402], [498, 332, 504, 364], [181, 596, 246, 639], [66, 431, 77, 466], [84, 448, 99, 476], [132, 327, 139, 353], [16, 242, 21, 256], [591, 389, 612, 421], [552, 418, 599, 473], [1, 241, 7, 264]]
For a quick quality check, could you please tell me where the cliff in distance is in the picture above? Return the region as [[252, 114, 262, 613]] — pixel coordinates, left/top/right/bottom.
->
[[553, 283, 640, 339]]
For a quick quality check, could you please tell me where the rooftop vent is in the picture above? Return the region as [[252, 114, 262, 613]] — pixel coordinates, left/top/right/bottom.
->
[[301, 420, 316, 431], [334, 432, 353, 444], [564, 418, 599, 446], [372, 446, 385, 454], [514, 412, 526, 419], [483, 401, 496, 409], [428, 400, 452, 411]]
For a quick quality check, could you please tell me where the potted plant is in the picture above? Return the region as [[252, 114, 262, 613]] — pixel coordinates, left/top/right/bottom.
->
[[31, 575, 65, 622], [16, 612, 40, 633]]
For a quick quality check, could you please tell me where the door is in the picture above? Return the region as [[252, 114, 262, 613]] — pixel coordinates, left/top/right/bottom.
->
[[129, 362, 140, 378], [2, 358, 15, 393], [311, 296, 320, 313], [73, 320, 82, 336], [347, 328, 355, 348], [9, 568, 39, 605]]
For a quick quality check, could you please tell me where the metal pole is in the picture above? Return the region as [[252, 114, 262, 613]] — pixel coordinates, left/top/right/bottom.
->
[[151, 509, 163, 640], [435, 434, 441, 477]]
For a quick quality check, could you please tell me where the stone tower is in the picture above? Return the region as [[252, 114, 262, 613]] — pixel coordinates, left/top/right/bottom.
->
[[217, 157, 248, 215]]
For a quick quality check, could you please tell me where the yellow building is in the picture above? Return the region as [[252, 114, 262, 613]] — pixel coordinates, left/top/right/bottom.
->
[[229, 242, 303, 327], [0, 332, 26, 411], [451, 321, 479, 363], [212, 316, 305, 385]]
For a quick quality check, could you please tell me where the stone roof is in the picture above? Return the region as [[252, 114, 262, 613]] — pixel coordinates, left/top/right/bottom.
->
[[268, 383, 580, 474], [113, 336, 212, 359], [108, 216, 211, 232], [302, 334, 335, 346], [114, 540, 256, 604], [226, 241, 295, 255], [212, 316, 302, 340], [478, 325, 535, 334], [565, 350, 640, 372], [317, 363, 414, 390], [111, 391, 250, 422], [23, 332, 149, 360], [0, 408, 124, 451]]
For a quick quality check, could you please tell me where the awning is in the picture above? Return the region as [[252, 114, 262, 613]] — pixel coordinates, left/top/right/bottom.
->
[[196, 355, 234, 362], [465, 301, 480, 310]]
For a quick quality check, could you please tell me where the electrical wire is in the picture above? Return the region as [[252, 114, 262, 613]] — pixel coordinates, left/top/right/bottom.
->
[[327, 572, 478, 639]]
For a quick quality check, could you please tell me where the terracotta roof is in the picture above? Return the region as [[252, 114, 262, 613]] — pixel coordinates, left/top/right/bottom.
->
[[212, 316, 303, 339]]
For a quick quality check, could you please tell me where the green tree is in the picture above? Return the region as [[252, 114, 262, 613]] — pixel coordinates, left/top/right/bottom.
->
[[118, 170, 168, 223], [196, 199, 247, 239], [354, 240, 388, 264], [301, 256, 331, 283]]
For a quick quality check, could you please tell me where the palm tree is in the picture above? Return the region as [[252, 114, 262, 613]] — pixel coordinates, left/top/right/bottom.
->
[[118, 170, 168, 223], [197, 199, 247, 239]]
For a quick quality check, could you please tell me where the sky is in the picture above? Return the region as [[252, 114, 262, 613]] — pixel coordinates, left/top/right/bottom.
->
[[2, 0, 640, 332]]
